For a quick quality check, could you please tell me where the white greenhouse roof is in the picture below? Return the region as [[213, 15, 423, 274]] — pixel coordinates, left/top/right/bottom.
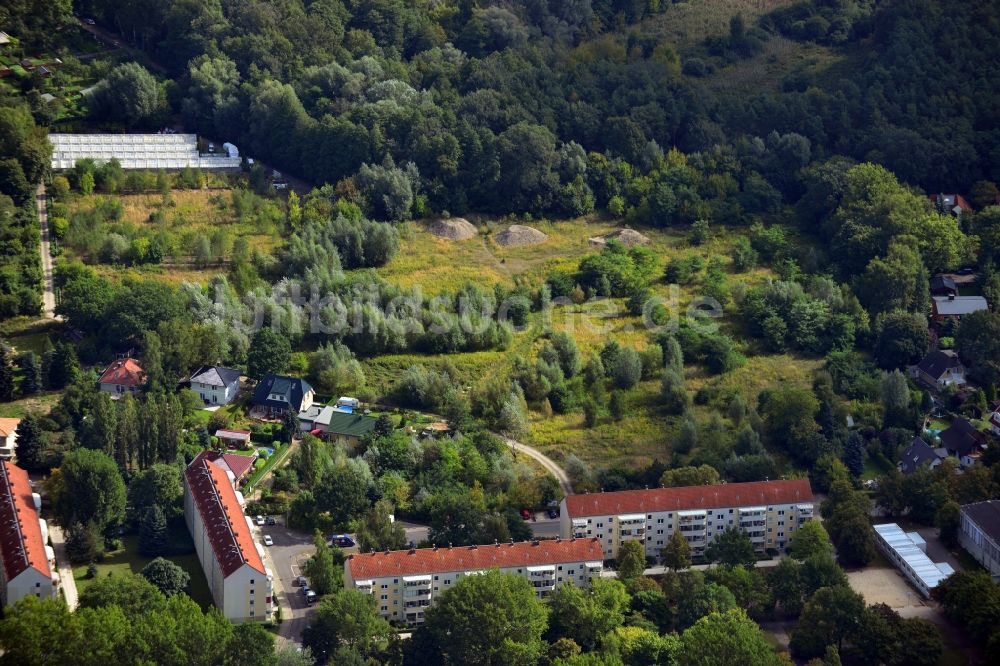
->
[[873, 523, 954, 593], [48, 133, 241, 170]]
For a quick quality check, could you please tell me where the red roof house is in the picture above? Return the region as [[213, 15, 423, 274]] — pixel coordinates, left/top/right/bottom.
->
[[98, 357, 146, 398]]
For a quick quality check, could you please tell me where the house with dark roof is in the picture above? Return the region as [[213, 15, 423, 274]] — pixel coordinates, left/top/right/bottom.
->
[[897, 437, 946, 475], [960, 500, 1000, 578], [0, 461, 56, 607], [98, 357, 146, 398], [298, 405, 378, 446], [939, 419, 988, 467], [189, 365, 242, 406], [250, 374, 314, 419], [929, 276, 958, 297], [932, 295, 988, 321], [910, 350, 966, 389], [346, 539, 605, 625], [561, 479, 814, 559], [183, 452, 271, 622]]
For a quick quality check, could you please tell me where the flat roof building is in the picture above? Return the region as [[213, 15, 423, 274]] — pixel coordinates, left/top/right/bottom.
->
[[0, 461, 56, 607], [49, 133, 241, 170], [873, 523, 954, 597], [561, 479, 815, 559], [959, 501, 1000, 579], [345, 539, 605, 626], [184, 452, 271, 622]]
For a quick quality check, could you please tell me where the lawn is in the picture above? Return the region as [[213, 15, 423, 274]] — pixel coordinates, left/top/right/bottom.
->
[[72, 528, 213, 610]]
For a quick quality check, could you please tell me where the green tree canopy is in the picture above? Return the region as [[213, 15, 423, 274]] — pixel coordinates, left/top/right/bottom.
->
[[677, 608, 783, 666], [409, 569, 548, 666]]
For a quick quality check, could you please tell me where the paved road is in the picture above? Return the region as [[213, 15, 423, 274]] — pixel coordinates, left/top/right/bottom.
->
[[48, 524, 78, 609], [35, 184, 56, 318], [502, 436, 573, 496], [260, 518, 315, 645]]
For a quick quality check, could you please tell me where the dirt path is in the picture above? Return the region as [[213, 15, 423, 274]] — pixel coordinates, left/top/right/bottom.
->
[[502, 436, 573, 496], [35, 183, 56, 319]]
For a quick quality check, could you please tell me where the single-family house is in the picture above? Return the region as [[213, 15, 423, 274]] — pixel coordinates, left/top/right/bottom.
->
[[201, 450, 258, 485], [0, 419, 19, 460], [932, 295, 988, 321], [930, 193, 973, 218], [215, 429, 252, 449], [929, 276, 958, 298], [250, 375, 313, 419], [98, 357, 145, 398], [189, 365, 242, 406], [985, 408, 1000, 438], [910, 350, 966, 389], [897, 437, 946, 475], [940, 419, 988, 467], [298, 405, 377, 446]]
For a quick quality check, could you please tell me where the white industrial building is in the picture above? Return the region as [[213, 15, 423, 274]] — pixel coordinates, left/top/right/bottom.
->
[[184, 452, 272, 622], [49, 133, 241, 170], [872, 523, 954, 598], [345, 539, 605, 626], [0, 461, 57, 607]]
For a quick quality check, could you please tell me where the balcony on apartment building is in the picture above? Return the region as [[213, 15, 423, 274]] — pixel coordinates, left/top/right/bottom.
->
[[572, 518, 589, 539], [795, 504, 814, 525], [527, 565, 557, 591], [617, 514, 647, 539], [404, 610, 427, 624], [354, 579, 375, 594], [585, 561, 603, 577]]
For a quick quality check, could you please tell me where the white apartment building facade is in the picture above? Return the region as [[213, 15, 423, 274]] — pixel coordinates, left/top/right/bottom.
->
[[184, 452, 272, 622], [560, 479, 815, 560], [344, 538, 605, 626], [0, 461, 56, 607]]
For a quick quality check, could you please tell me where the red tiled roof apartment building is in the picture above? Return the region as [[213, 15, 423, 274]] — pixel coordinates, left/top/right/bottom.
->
[[0, 461, 56, 607], [183, 452, 271, 622], [561, 479, 815, 559], [345, 538, 605, 626]]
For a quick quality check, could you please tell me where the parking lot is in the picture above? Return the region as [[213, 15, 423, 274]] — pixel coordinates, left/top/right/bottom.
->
[[255, 517, 315, 645]]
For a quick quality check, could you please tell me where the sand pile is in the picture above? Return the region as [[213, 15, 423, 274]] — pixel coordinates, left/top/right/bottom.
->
[[494, 224, 548, 247], [428, 217, 478, 240], [588, 228, 651, 248]]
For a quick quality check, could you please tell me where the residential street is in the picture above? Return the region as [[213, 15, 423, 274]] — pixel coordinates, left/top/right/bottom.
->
[[260, 518, 315, 645]]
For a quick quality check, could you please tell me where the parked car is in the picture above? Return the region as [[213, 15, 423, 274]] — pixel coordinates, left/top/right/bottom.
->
[[263, 535, 273, 546], [255, 515, 265, 526], [546, 508, 559, 519], [329, 534, 355, 548], [294, 576, 308, 587], [306, 590, 317, 605], [265, 516, 276, 525], [83, 18, 96, 25], [301, 585, 311, 596]]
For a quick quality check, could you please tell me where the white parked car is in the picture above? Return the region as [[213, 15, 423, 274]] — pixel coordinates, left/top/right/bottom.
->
[[263, 535, 273, 546], [255, 515, 265, 526]]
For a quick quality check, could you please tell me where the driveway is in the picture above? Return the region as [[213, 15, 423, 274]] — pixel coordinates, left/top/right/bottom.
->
[[258, 518, 315, 645], [48, 524, 78, 609]]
